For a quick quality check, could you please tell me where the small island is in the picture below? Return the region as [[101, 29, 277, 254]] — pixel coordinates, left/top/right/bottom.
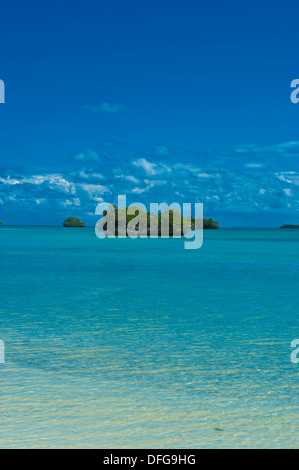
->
[[99, 207, 219, 236], [62, 216, 86, 227], [280, 224, 299, 229]]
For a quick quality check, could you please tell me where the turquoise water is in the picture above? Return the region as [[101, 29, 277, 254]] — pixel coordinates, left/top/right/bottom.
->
[[0, 227, 299, 448]]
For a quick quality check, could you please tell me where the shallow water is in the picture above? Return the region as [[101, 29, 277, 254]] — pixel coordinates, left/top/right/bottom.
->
[[0, 227, 299, 448]]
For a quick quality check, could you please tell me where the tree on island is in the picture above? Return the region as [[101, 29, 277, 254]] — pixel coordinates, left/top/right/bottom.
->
[[202, 218, 219, 229], [62, 216, 86, 227], [280, 224, 299, 229]]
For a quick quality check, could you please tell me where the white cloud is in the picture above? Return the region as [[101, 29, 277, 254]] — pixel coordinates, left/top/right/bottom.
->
[[77, 183, 111, 196], [276, 172, 299, 185], [77, 169, 104, 180], [73, 149, 102, 162], [132, 158, 158, 176], [82, 103, 126, 114], [115, 174, 140, 184], [283, 188, 292, 196], [246, 163, 263, 168], [2, 140, 299, 220]]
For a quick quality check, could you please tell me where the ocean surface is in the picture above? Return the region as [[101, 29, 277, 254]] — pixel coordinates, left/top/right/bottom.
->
[[0, 226, 299, 448]]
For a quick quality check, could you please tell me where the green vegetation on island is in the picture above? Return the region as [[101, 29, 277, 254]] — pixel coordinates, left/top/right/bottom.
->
[[62, 216, 86, 227], [280, 224, 299, 229], [99, 206, 219, 236], [202, 218, 219, 229]]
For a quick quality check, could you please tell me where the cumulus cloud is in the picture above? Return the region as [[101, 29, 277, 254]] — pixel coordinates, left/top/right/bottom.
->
[[77, 183, 111, 196], [132, 158, 158, 176], [1, 140, 299, 224]]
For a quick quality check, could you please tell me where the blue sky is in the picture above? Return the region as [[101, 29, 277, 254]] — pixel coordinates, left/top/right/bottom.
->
[[1, 0, 299, 226]]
